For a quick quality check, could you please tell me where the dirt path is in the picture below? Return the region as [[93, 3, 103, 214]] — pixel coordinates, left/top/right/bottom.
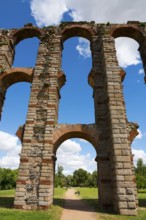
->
[[60, 188, 97, 220]]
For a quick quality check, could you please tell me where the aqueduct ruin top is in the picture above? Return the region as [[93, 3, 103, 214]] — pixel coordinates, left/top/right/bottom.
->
[[0, 21, 146, 94]]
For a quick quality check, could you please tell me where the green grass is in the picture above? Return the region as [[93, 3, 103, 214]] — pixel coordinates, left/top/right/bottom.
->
[[77, 187, 146, 220], [76, 187, 99, 209], [0, 188, 146, 220], [0, 189, 15, 197], [0, 188, 66, 220]]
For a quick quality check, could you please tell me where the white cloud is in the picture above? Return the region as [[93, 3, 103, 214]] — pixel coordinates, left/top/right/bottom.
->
[[56, 139, 96, 175], [30, 0, 68, 26], [132, 148, 146, 166], [57, 139, 81, 154], [115, 38, 141, 68], [136, 129, 143, 139], [0, 131, 20, 151], [0, 154, 21, 170], [139, 68, 144, 74], [0, 131, 21, 169], [67, 0, 146, 23], [76, 38, 91, 59], [30, 0, 146, 27]]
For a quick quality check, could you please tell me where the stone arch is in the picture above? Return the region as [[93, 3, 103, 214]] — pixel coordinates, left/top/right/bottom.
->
[[53, 124, 99, 154], [111, 25, 144, 44], [61, 23, 96, 43], [9, 24, 44, 46], [0, 67, 33, 90], [0, 67, 33, 119]]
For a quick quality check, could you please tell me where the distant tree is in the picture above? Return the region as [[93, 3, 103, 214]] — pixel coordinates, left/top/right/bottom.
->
[[0, 168, 18, 190], [136, 174, 146, 189], [73, 168, 88, 187], [135, 158, 146, 189], [55, 165, 66, 187], [136, 158, 145, 175], [57, 165, 64, 178], [54, 175, 59, 187], [89, 171, 98, 187], [87, 173, 92, 187], [66, 175, 74, 187]]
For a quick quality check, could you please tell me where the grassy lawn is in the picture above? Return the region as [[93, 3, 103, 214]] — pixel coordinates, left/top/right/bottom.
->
[[0, 189, 15, 197], [0, 188, 66, 220], [77, 187, 146, 220], [0, 188, 146, 220]]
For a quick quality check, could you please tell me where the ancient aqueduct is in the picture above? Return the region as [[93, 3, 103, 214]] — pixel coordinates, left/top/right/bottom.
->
[[0, 21, 146, 215]]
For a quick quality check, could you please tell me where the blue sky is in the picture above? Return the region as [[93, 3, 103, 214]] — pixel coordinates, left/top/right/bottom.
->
[[0, 0, 146, 174]]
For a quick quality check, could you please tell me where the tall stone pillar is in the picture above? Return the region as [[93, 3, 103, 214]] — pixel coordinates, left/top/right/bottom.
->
[[0, 29, 14, 119], [98, 28, 137, 215], [90, 34, 113, 209], [0, 30, 14, 69], [14, 27, 62, 210]]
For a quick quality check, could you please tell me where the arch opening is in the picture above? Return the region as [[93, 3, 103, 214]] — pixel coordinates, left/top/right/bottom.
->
[[54, 137, 98, 208], [115, 37, 141, 68], [12, 37, 40, 67], [59, 36, 94, 124], [56, 138, 97, 177]]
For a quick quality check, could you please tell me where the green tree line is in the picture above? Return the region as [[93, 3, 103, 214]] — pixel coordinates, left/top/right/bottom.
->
[[55, 158, 146, 189], [135, 158, 146, 189], [55, 166, 97, 188], [0, 168, 18, 190], [0, 158, 146, 190]]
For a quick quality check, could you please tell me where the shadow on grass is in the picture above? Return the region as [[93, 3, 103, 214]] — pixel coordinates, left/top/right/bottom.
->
[[54, 197, 146, 214], [139, 198, 146, 208], [0, 196, 145, 212], [54, 198, 114, 214], [0, 197, 14, 208], [138, 190, 146, 208]]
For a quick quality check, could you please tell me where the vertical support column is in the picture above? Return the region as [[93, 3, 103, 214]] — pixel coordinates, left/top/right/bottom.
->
[[127, 122, 139, 207], [14, 27, 62, 210], [100, 29, 137, 215], [0, 30, 14, 69], [38, 29, 62, 208], [0, 30, 14, 119], [14, 38, 49, 210], [91, 34, 113, 209]]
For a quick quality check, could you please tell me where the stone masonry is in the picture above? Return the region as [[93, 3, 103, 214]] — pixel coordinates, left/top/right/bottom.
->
[[0, 21, 146, 215]]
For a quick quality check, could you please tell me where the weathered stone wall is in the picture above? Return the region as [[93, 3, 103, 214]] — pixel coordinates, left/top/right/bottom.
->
[[0, 21, 145, 215]]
